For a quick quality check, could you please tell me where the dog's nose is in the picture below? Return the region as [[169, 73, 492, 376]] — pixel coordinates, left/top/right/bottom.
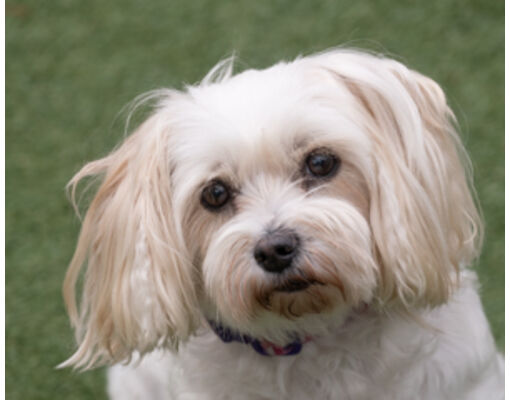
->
[[253, 229, 300, 273]]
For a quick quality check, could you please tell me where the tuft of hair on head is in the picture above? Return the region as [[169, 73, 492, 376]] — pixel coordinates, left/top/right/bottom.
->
[[199, 54, 237, 87], [60, 95, 200, 370], [310, 49, 483, 308]]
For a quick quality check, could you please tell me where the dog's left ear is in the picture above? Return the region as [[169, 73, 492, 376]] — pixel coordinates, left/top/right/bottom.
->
[[60, 106, 200, 370], [317, 51, 483, 307]]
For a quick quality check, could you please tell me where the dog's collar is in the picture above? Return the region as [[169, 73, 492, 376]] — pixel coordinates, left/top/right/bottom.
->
[[208, 320, 311, 356]]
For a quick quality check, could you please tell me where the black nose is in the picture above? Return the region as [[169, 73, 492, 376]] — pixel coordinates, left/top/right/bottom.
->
[[254, 229, 300, 273]]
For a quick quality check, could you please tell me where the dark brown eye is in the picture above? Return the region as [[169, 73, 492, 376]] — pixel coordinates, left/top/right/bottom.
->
[[305, 149, 340, 178], [200, 180, 231, 210]]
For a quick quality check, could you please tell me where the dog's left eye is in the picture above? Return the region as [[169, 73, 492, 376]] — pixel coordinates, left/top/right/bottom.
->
[[201, 180, 231, 211], [304, 149, 340, 178]]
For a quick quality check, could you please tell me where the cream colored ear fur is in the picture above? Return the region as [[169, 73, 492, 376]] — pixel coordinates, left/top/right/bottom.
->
[[61, 113, 199, 369], [316, 51, 482, 307]]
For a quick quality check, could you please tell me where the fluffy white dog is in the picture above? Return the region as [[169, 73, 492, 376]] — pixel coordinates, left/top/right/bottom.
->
[[61, 49, 504, 399]]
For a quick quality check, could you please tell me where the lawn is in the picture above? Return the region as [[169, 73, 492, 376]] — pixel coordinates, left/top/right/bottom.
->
[[6, 1, 504, 399]]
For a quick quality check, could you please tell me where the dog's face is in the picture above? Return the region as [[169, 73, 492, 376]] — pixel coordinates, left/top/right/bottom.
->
[[62, 50, 482, 368], [172, 66, 379, 341]]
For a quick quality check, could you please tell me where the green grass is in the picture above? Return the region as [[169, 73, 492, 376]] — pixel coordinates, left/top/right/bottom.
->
[[6, 1, 503, 398]]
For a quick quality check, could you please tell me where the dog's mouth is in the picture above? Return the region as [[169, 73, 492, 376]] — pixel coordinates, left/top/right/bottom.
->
[[274, 279, 320, 293], [260, 277, 339, 318]]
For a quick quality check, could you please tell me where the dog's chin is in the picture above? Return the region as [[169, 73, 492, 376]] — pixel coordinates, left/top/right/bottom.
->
[[203, 274, 360, 345], [258, 278, 345, 320], [218, 289, 354, 345]]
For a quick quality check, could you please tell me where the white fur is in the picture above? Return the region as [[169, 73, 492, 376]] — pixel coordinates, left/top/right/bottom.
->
[[107, 272, 503, 400], [61, 49, 503, 399]]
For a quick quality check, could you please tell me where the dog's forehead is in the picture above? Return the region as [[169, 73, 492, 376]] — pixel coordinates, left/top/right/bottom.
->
[[192, 64, 312, 139], [176, 66, 344, 157], [168, 62, 368, 188]]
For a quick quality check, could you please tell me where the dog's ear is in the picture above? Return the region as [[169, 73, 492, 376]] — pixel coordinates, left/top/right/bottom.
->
[[318, 51, 482, 307], [60, 108, 200, 370]]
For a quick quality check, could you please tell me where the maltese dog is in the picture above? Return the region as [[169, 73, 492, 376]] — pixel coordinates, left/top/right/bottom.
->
[[61, 49, 503, 399]]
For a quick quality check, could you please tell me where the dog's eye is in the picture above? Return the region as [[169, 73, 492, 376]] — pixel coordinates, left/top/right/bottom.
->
[[305, 149, 340, 178], [201, 180, 231, 210]]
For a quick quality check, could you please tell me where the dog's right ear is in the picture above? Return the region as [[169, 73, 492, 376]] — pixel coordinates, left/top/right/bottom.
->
[[60, 106, 200, 370]]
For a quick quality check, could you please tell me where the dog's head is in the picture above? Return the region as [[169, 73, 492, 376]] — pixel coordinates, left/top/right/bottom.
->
[[62, 50, 482, 369]]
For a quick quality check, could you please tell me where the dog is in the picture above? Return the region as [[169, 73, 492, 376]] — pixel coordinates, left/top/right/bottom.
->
[[61, 49, 504, 399]]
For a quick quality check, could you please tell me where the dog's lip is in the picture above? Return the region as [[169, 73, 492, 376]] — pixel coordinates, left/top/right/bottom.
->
[[274, 279, 319, 293]]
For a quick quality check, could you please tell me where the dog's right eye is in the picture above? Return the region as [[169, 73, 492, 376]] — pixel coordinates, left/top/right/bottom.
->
[[200, 180, 231, 211]]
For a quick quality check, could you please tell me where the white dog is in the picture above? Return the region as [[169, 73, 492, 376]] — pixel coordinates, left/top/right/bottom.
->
[[61, 49, 504, 399]]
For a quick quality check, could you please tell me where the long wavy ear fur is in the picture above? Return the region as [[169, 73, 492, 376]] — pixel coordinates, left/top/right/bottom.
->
[[60, 109, 199, 370], [316, 50, 482, 307]]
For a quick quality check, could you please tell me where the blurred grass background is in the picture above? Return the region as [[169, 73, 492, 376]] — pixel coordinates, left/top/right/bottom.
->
[[6, 1, 504, 398]]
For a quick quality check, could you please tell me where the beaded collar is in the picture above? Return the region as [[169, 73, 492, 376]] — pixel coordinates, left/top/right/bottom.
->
[[208, 320, 310, 356]]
